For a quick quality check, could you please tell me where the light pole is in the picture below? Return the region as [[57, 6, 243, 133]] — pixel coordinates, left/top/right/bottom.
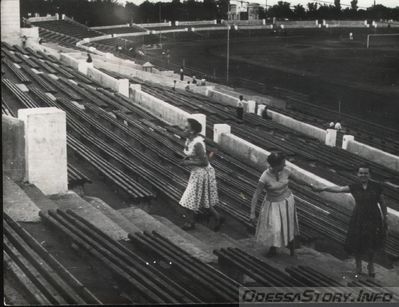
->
[[159, 4, 162, 49], [226, 25, 230, 83]]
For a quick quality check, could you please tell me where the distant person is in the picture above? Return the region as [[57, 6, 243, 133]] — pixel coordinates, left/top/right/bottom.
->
[[236, 95, 244, 120], [313, 165, 387, 278], [250, 152, 312, 257], [173, 80, 176, 91], [86, 53, 92, 63], [262, 106, 270, 119], [179, 118, 224, 231], [185, 81, 191, 91], [334, 121, 342, 130], [22, 35, 27, 48], [180, 67, 184, 81], [39, 38, 44, 45], [192, 76, 197, 85]]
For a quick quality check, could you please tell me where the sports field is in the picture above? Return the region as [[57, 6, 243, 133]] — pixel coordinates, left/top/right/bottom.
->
[[145, 28, 399, 128]]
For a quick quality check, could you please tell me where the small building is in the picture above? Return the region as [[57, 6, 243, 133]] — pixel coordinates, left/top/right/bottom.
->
[[142, 62, 154, 73], [228, 0, 260, 21]]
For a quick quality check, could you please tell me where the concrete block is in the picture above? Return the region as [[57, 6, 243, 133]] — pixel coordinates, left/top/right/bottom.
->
[[189, 114, 206, 137], [342, 135, 355, 150], [1, 0, 21, 45], [18, 108, 68, 195], [213, 124, 231, 143], [325, 129, 337, 147], [78, 62, 93, 75], [247, 100, 256, 113], [2, 115, 25, 182], [118, 78, 129, 97]]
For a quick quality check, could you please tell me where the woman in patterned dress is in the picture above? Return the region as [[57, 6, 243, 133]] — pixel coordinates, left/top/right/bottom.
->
[[250, 152, 312, 257], [179, 118, 224, 231]]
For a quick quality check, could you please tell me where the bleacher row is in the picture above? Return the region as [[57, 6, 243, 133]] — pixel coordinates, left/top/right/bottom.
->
[[6, 209, 398, 305]]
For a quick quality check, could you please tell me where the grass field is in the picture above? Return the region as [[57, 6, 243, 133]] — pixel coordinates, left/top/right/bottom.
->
[[144, 27, 399, 128]]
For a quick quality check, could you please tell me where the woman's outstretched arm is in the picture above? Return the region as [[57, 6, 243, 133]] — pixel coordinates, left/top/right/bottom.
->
[[250, 181, 265, 222], [313, 185, 350, 193]]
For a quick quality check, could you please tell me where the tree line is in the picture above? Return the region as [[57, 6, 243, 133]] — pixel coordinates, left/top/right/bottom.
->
[[20, 0, 399, 27]]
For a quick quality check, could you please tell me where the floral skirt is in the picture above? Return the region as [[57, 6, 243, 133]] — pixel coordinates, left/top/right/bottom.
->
[[179, 165, 219, 212], [255, 193, 299, 248]]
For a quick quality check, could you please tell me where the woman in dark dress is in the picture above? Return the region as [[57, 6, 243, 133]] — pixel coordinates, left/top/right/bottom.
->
[[313, 165, 387, 277]]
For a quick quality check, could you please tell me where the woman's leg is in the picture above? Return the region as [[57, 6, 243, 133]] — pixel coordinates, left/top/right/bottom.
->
[[367, 251, 375, 277], [355, 254, 363, 275], [288, 239, 295, 256], [209, 206, 225, 231], [182, 208, 195, 230]]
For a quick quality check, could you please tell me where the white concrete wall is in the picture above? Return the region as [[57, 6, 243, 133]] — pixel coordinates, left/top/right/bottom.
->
[[27, 15, 58, 22], [131, 88, 193, 131], [86, 66, 129, 97], [267, 109, 327, 142], [177, 20, 217, 26], [18, 108, 68, 195], [90, 24, 130, 30], [138, 21, 172, 28], [207, 89, 242, 108], [1, 0, 21, 45], [344, 137, 399, 172]]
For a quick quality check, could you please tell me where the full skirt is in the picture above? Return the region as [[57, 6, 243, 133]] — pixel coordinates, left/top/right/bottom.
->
[[179, 165, 219, 212], [255, 193, 299, 248]]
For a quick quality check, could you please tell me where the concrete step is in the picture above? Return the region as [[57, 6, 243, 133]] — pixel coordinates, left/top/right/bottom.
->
[[117, 207, 215, 263], [84, 196, 141, 234], [3, 176, 41, 222], [49, 191, 129, 241], [152, 215, 220, 253], [153, 215, 240, 252], [19, 183, 60, 212]]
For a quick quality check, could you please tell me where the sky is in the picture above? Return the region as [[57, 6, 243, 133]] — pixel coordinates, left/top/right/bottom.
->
[[116, 0, 399, 9]]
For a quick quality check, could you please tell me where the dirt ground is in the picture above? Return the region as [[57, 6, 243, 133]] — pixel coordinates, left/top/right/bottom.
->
[[144, 28, 399, 128]]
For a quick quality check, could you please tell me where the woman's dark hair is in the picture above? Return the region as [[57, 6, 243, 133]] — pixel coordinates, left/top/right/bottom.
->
[[187, 118, 202, 134], [357, 164, 371, 172], [267, 152, 286, 167]]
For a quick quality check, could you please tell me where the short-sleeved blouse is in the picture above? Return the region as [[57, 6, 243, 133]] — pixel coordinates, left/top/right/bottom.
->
[[259, 167, 292, 202], [183, 135, 209, 167]]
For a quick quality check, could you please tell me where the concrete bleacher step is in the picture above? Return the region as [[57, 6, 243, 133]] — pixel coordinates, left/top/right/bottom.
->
[[49, 191, 129, 241], [83, 196, 141, 234], [153, 215, 241, 252], [3, 176, 41, 223], [117, 207, 215, 263]]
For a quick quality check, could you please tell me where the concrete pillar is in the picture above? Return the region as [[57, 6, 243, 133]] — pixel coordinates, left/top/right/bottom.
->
[[257, 104, 266, 116], [78, 62, 93, 76], [325, 129, 337, 147], [342, 135, 355, 150], [1, 0, 21, 45], [118, 79, 129, 97], [247, 100, 256, 114], [2, 115, 25, 182], [213, 124, 231, 144], [18, 108, 68, 195], [190, 114, 206, 137]]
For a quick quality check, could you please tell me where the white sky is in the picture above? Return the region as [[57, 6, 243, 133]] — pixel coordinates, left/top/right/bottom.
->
[[118, 0, 398, 9]]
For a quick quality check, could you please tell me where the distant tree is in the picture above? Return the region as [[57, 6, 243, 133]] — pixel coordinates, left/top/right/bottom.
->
[[306, 2, 318, 19], [268, 1, 293, 19], [334, 0, 341, 18], [293, 4, 306, 19], [350, 0, 358, 11]]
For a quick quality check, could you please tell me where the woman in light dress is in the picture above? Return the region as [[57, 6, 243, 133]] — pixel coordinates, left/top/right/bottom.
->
[[250, 152, 312, 257], [179, 118, 224, 231]]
